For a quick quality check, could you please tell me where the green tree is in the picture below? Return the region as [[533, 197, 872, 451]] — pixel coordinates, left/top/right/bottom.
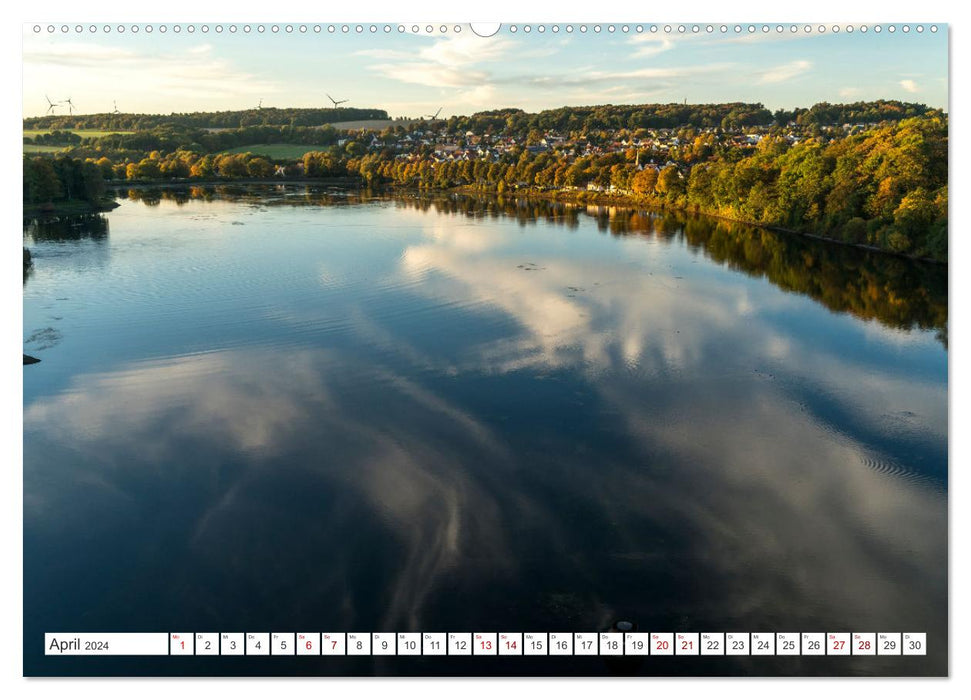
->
[[246, 156, 275, 178], [23, 157, 61, 204], [842, 217, 867, 244], [656, 165, 685, 199], [344, 141, 366, 157]]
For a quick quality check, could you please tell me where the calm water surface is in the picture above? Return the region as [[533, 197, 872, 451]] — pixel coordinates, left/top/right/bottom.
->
[[23, 186, 947, 675]]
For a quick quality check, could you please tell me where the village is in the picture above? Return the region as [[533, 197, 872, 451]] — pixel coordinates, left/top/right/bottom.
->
[[317, 118, 876, 193]]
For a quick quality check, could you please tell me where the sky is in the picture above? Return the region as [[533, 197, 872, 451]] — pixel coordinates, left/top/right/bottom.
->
[[22, 23, 949, 119]]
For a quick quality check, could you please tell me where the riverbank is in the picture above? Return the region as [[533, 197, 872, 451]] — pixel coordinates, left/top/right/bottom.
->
[[444, 184, 947, 265], [105, 176, 365, 189], [23, 197, 119, 218], [75, 176, 945, 265]]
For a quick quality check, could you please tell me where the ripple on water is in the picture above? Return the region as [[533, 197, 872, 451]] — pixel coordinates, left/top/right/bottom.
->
[[858, 452, 944, 492], [25, 327, 62, 350]]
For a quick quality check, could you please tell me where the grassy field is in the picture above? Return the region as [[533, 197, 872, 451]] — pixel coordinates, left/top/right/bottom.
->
[[23, 129, 134, 138], [326, 118, 427, 131], [23, 143, 65, 153], [221, 144, 334, 159]]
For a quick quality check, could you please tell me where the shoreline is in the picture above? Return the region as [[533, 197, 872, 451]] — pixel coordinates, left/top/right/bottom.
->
[[23, 198, 119, 218], [442, 184, 947, 266], [40, 177, 944, 265], [105, 176, 365, 189]]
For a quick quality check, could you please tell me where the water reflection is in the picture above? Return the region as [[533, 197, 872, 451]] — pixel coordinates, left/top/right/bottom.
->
[[22, 214, 111, 298], [24, 345, 946, 674], [121, 184, 370, 209], [397, 194, 947, 345], [24, 187, 947, 675], [24, 213, 109, 242], [25, 348, 513, 634], [116, 187, 947, 345]]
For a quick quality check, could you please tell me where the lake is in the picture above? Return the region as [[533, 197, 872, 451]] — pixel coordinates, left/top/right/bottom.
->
[[23, 185, 948, 676]]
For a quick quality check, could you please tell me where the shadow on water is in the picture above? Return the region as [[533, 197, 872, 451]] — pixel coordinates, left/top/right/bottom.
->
[[23, 213, 109, 243], [23, 214, 110, 294], [23, 247, 32, 286], [122, 184, 371, 208]]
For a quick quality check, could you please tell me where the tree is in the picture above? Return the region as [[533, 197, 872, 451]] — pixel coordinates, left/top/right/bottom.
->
[[94, 156, 114, 180], [215, 154, 248, 178], [190, 154, 216, 178], [842, 217, 867, 244], [631, 167, 659, 195], [80, 161, 105, 201], [686, 164, 715, 209], [23, 157, 61, 204], [344, 140, 366, 157], [656, 165, 685, 199], [891, 188, 936, 247], [303, 151, 337, 177], [610, 164, 633, 192], [134, 157, 162, 179], [246, 156, 275, 178]]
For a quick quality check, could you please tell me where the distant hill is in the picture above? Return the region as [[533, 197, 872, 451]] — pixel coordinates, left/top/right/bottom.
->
[[23, 106, 390, 131], [451, 100, 938, 132], [325, 118, 427, 131], [24, 100, 938, 134]]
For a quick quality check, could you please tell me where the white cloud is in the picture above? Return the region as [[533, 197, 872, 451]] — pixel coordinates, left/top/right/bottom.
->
[[369, 62, 488, 89], [900, 79, 920, 93], [758, 59, 812, 84], [456, 84, 497, 107], [360, 34, 517, 91], [839, 87, 861, 98], [627, 30, 746, 58], [23, 38, 279, 115], [22, 41, 137, 67], [418, 33, 514, 66], [361, 32, 734, 109], [628, 34, 677, 58], [529, 63, 734, 85]]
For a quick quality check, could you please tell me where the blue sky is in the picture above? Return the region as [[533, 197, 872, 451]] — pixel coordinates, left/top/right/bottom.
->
[[22, 24, 948, 118]]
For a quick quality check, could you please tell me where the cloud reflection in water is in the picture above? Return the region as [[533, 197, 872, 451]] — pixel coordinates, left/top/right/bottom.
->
[[23, 195, 947, 673]]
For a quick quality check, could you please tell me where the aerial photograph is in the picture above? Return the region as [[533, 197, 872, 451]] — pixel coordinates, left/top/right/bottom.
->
[[21, 21, 947, 679]]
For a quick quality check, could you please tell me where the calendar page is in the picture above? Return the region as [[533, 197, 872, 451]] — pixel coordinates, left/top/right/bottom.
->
[[21, 11, 949, 681]]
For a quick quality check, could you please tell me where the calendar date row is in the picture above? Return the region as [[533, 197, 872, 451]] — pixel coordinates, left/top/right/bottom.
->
[[45, 632, 926, 657]]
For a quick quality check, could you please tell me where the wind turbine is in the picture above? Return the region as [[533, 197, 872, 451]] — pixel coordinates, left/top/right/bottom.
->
[[113, 100, 120, 114], [326, 93, 348, 108], [257, 98, 263, 110], [64, 97, 76, 115], [424, 107, 443, 120], [45, 95, 58, 115]]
